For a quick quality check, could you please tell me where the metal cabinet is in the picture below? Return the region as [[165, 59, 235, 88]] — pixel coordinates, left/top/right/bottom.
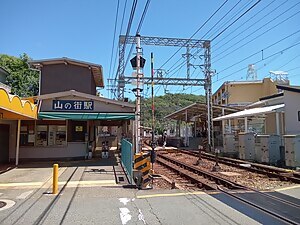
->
[[239, 133, 255, 161], [223, 134, 238, 156], [284, 134, 300, 168], [255, 134, 281, 164]]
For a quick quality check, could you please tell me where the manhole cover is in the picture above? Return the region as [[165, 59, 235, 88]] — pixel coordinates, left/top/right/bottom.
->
[[0, 201, 7, 208]]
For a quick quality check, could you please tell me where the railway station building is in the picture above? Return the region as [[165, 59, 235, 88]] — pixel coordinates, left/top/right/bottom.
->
[[164, 78, 290, 149], [1, 58, 135, 164]]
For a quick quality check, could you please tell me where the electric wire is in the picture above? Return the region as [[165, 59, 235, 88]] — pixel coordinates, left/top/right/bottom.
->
[[214, 41, 300, 83], [109, 0, 120, 81], [206, 0, 253, 39], [212, 0, 278, 48], [114, 0, 138, 81], [108, 0, 120, 98], [112, 0, 138, 98], [213, 3, 300, 63], [157, 0, 229, 70], [215, 29, 300, 76], [111, 0, 128, 98], [136, 0, 151, 34], [175, 0, 261, 83], [154, 0, 232, 95], [159, 0, 261, 95], [213, 0, 287, 53], [211, 0, 262, 41], [123, 0, 152, 82], [276, 53, 300, 70]]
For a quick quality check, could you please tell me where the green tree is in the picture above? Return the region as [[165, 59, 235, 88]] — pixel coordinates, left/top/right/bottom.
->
[[140, 93, 205, 134], [0, 53, 39, 97]]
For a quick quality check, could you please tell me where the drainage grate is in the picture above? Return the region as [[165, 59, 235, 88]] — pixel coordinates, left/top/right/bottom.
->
[[0, 201, 7, 209]]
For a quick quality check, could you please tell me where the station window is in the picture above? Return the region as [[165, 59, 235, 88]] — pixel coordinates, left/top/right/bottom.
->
[[20, 120, 67, 147], [36, 120, 67, 146], [20, 121, 35, 146]]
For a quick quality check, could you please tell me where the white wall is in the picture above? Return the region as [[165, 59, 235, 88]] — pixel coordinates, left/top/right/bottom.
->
[[15, 142, 87, 160], [284, 91, 300, 134]]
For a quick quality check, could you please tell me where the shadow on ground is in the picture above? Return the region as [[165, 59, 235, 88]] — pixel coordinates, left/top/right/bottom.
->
[[15, 155, 119, 169]]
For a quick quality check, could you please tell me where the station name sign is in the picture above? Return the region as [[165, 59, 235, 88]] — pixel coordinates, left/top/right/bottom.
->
[[52, 100, 94, 111]]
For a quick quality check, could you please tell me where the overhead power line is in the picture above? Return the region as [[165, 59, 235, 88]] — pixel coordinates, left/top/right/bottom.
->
[[157, 0, 229, 70], [123, 0, 152, 75], [108, 0, 120, 81], [215, 29, 300, 76], [206, 0, 253, 39], [212, 0, 284, 51], [214, 41, 300, 83], [185, 0, 261, 73], [136, 0, 151, 34], [112, 0, 128, 81], [211, 0, 262, 41], [214, 0, 278, 48], [213, 2, 300, 63], [113, 0, 138, 81]]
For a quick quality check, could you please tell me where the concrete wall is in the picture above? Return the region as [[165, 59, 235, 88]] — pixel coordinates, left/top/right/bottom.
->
[[284, 91, 300, 134], [40, 64, 96, 95], [16, 142, 87, 160], [213, 78, 279, 106], [0, 120, 17, 162], [227, 83, 263, 105], [265, 113, 277, 134]]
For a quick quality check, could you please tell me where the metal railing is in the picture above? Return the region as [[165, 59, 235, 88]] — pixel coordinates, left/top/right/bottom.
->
[[121, 139, 133, 184]]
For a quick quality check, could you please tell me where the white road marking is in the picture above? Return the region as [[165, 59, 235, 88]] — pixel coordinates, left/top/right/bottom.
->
[[119, 198, 130, 206], [16, 190, 33, 199], [138, 209, 146, 224], [119, 208, 132, 225], [0, 199, 15, 211]]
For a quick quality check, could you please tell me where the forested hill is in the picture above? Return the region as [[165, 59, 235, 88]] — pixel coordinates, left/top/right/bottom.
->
[[140, 93, 205, 134]]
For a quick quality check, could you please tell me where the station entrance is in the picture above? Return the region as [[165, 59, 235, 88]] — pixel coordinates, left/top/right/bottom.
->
[[0, 124, 9, 164]]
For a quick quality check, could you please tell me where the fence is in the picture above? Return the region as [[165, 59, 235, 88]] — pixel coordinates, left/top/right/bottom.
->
[[121, 139, 133, 184]]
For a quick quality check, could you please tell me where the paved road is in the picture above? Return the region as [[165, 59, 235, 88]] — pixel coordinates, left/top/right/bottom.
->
[[0, 160, 299, 225]]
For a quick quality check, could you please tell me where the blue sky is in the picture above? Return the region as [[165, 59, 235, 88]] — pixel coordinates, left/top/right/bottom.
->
[[1, 0, 299, 99]]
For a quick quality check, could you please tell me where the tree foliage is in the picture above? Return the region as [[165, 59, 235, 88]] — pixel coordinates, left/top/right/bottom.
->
[[140, 93, 205, 134], [0, 53, 39, 97]]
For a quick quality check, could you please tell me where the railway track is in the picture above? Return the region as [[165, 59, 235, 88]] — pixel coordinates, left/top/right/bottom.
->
[[180, 149, 300, 184], [156, 152, 300, 225]]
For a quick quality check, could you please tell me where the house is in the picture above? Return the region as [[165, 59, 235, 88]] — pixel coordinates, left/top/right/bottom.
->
[[212, 78, 288, 107], [213, 85, 300, 167]]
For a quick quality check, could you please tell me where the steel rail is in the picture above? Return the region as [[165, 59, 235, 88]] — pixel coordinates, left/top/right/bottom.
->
[[157, 153, 244, 190], [156, 153, 300, 225], [181, 149, 300, 183]]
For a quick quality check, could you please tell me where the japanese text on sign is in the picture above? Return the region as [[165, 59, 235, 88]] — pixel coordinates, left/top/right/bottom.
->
[[52, 100, 94, 111]]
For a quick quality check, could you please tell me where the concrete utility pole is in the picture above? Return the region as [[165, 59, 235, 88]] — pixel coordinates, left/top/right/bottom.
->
[[135, 34, 142, 153]]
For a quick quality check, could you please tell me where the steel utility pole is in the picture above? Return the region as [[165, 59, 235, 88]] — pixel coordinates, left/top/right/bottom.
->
[[204, 41, 213, 152], [151, 53, 155, 150], [135, 34, 142, 153], [114, 35, 214, 152]]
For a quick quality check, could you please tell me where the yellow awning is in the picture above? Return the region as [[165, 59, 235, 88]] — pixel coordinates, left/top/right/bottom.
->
[[0, 88, 37, 120]]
